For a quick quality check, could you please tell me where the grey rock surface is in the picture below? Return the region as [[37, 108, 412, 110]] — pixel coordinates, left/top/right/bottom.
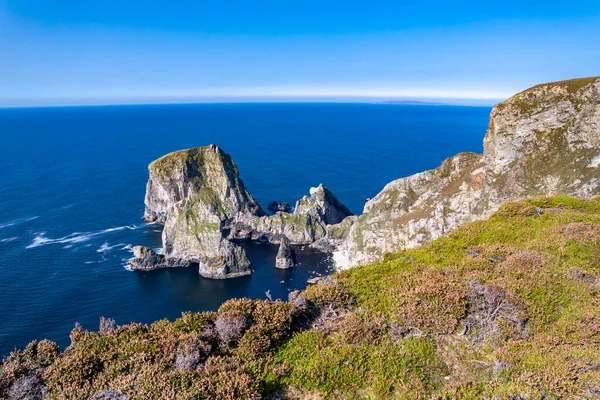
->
[[334, 77, 600, 268]]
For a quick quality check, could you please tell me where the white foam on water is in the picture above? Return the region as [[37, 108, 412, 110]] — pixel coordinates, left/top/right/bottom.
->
[[122, 263, 133, 272], [0, 237, 19, 243], [97, 242, 126, 253], [121, 244, 134, 252], [0, 216, 39, 230], [26, 225, 140, 249]]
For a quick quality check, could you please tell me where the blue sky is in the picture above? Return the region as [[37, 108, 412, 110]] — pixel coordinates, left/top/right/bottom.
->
[[1, 1, 599, 106]]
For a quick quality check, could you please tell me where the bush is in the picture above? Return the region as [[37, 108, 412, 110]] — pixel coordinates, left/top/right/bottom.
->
[[462, 279, 528, 345], [215, 310, 251, 346]]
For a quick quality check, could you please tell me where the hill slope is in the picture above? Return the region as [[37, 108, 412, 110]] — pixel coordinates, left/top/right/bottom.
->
[[2, 196, 599, 399]]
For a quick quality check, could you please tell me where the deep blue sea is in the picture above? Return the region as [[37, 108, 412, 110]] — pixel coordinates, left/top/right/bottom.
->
[[0, 103, 490, 356]]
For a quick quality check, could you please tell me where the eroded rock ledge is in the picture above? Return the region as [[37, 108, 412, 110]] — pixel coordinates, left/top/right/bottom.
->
[[130, 145, 353, 278]]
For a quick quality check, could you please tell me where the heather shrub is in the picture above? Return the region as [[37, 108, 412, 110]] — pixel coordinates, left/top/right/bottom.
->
[[99, 316, 116, 334], [462, 279, 528, 345], [174, 335, 212, 370], [90, 389, 130, 399], [215, 310, 251, 346], [0, 339, 59, 399]]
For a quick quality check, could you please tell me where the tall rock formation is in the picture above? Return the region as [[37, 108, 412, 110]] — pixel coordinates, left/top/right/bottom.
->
[[134, 145, 352, 278], [138, 145, 262, 278], [334, 77, 600, 268]]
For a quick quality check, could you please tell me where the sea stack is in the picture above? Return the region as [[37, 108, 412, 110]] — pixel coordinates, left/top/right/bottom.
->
[[140, 145, 263, 278], [134, 145, 354, 278], [275, 237, 296, 269]]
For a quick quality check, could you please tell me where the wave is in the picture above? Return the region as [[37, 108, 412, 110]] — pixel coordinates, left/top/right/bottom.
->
[[0, 216, 39, 230], [26, 225, 139, 249], [97, 242, 127, 253], [0, 237, 19, 243]]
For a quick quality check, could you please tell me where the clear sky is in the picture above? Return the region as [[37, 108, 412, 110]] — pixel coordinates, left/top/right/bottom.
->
[[1, 1, 599, 107]]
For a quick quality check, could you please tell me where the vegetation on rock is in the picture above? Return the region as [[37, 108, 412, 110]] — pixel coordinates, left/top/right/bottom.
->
[[3, 196, 600, 399]]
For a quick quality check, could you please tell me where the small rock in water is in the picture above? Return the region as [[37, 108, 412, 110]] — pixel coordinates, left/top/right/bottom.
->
[[267, 201, 292, 213]]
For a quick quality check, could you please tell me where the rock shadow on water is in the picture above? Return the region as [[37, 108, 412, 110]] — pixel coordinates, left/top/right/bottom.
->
[[132, 240, 333, 312]]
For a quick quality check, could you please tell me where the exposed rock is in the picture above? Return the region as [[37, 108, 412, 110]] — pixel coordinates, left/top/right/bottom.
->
[[295, 184, 353, 225], [335, 77, 600, 268], [267, 201, 292, 213], [128, 245, 190, 271], [143, 144, 264, 224], [275, 237, 296, 269], [138, 145, 265, 278], [198, 239, 252, 279], [229, 184, 353, 245]]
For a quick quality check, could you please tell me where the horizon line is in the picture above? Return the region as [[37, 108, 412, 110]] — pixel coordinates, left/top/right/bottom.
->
[[0, 94, 504, 109]]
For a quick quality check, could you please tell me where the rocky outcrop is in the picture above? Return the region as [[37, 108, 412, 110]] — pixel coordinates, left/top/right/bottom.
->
[[335, 77, 600, 268], [135, 145, 351, 278], [137, 145, 261, 278], [267, 201, 292, 213], [229, 184, 353, 245], [143, 144, 264, 224], [128, 246, 190, 271], [275, 237, 296, 269]]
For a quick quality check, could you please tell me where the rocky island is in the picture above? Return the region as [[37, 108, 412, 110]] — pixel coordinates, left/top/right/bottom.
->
[[129, 144, 353, 278]]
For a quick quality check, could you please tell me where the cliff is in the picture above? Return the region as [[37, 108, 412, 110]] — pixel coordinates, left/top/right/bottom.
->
[[335, 77, 600, 268]]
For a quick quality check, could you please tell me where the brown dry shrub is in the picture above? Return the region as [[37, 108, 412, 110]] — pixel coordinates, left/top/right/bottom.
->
[[218, 298, 257, 316], [333, 311, 387, 344], [462, 279, 528, 345], [494, 202, 541, 218], [500, 250, 547, 278], [393, 267, 468, 335], [0, 339, 59, 399], [303, 278, 354, 309], [561, 222, 600, 243], [236, 300, 294, 358], [215, 310, 251, 346]]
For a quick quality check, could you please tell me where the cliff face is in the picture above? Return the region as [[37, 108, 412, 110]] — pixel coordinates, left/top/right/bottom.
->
[[335, 77, 600, 268], [138, 145, 261, 278], [144, 144, 264, 224]]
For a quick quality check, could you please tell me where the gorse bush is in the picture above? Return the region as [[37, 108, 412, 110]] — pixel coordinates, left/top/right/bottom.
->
[[1, 196, 600, 399]]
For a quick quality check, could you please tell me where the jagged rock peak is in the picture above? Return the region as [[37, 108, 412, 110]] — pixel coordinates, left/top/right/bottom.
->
[[294, 184, 353, 225], [143, 145, 264, 223], [334, 76, 600, 269]]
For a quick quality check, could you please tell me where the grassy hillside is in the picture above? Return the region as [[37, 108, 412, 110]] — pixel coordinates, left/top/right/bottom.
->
[[2, 196, 600, 399]]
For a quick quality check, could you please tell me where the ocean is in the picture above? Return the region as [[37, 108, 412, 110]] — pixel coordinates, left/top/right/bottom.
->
[[0, 103, 490, 355]]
